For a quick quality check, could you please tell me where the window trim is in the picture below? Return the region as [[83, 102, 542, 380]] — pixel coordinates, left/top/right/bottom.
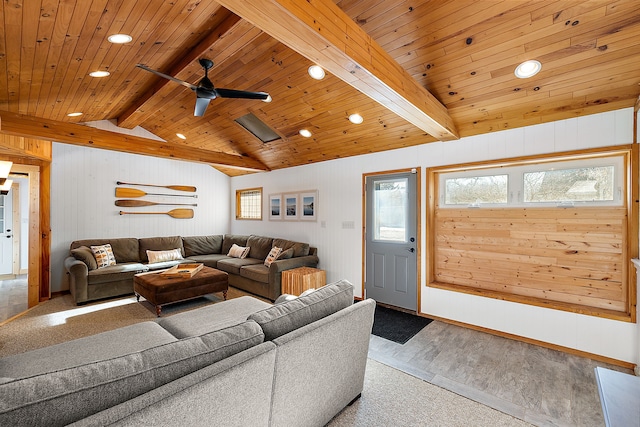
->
[[426, 145, 637, 322], [235, 187, 263, 220]]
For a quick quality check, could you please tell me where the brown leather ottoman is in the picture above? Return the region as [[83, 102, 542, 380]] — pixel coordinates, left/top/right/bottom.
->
[[134, 266, 229, 316]]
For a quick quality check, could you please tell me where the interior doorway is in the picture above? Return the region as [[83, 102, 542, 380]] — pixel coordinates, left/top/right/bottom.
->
[[364, 169, 420, 311]]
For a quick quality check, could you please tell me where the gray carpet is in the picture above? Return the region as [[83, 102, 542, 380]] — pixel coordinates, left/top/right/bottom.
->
[[0, 292, 531, 426]]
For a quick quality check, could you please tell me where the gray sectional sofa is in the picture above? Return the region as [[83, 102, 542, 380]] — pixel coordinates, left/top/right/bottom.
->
[[0, 280, 376, 427], [64, 234, 319, 304]]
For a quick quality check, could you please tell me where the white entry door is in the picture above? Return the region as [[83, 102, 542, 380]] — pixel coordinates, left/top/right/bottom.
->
[[0, 189, 13, 275], [365, 171, 418, 311]]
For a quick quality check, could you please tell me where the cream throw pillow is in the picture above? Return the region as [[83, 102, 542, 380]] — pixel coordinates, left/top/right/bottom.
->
[[90, 244, 116, 269], [264, 246, 282, 267], [147, 248, 183, 264], [228, 243, 250, 259]]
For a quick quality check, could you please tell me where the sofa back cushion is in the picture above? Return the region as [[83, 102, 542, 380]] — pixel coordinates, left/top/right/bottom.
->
[[138, 236, 184, 262], [248, 280, 354, 341], [221, 235, 249, 255], [247, 235, 273, 260], [182, 235, 223, 256], [70, 238, 140, 263], [272, 238, 310, 257], [0, 321, 264, 426]]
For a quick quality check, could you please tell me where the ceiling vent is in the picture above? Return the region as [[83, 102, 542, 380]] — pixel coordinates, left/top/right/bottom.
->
[[234, 113, 281, 143]]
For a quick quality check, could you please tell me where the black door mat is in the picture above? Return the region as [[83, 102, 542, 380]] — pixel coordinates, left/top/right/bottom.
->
[[371, 304, 433, 344]]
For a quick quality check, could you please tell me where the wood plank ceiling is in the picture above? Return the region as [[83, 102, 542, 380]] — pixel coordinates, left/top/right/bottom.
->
[[1, 0, 639, 176]]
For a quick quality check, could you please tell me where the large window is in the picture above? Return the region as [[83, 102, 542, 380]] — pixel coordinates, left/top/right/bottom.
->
[[428, 147, 636, 321], [236, 187, 262, 220], [440, 155, 623, 208]]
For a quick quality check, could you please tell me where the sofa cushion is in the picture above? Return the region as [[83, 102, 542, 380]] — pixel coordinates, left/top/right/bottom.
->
[[240, 264, 269, 284], [183, 253, 228, 268], [272, 238, 310, 257], [264, 246, 282, 267], [87, 263, 148, 285], [248, 280, 354, 341], [71, 238, 140, 263], [277, 248, 294, 260], [158, 296, 272, 338], [221, 235, 249, 255], [90, 244, 116, 268], [182, 235, 223, 256], [0, 322, 264, 426], [146, 248, 183, 264], [71, 246, 98, 270], [217, 257, 263, 275], [247, 235, 273, 260], [138, 236, 184, 262]]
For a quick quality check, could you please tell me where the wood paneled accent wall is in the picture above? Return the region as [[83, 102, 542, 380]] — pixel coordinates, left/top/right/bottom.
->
[[428, 146, 637, 322]]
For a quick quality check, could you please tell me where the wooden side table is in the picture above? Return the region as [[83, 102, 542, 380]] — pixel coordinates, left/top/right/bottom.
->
[[281, 267, 326, 295]]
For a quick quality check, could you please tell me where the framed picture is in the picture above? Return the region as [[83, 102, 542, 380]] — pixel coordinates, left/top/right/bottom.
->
[[283, 193, 298, 220], [268, 194, 283, 220], [299, 191, 318, 221]]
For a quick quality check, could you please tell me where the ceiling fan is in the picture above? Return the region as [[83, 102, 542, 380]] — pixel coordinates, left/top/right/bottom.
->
[[136, 58, 270, 117]]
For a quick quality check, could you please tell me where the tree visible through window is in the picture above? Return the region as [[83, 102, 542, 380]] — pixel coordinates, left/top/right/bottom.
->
[[236, 187, 262, 220]]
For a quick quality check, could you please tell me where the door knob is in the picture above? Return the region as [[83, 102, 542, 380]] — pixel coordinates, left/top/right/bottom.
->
[[6, 235, 11, 238], [407, 247, 415, 253]]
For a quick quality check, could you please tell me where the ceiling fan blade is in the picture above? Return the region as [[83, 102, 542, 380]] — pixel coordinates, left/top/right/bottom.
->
[[194, 97, 211, 117], [136, 64, 197, 91], [214, 88, 270, 100]]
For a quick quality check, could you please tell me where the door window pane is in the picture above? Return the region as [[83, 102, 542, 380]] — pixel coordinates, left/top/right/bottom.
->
[[373, 178, 407, 242]]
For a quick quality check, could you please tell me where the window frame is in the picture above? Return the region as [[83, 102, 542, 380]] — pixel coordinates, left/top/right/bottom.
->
[[235, 187, 263, 220]]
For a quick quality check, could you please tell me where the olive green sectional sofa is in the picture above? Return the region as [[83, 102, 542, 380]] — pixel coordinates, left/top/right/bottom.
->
[[0, 281, 376, 426], [64, 234, 319, 304]]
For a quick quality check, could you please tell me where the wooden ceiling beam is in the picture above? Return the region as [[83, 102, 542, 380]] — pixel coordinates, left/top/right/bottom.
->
[[216, 0, 459, 141], [117, 13, 259, 129], [0, 111, 270, 171]]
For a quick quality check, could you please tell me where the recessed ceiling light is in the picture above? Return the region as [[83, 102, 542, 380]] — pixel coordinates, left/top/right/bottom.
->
[[176, 133, 186, 140], [107, 34, 132, 44], [89, 70, 110, 78], [262, 94, 272, 103], [349, 113, 364, 124], [514, 60, 541, 79], [67, 112, 83, 117], [308, 65, 325, 80], [299, 129, 312, 138]]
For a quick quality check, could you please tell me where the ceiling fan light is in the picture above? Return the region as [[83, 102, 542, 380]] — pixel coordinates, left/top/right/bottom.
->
[[349, 113, 364, 124], [308, 65, 325, 80], [514, 60, 541, 78], [262, 94, 272, 103], [0, 179, 13, 194], [176, 133, 186, 140], [299, 129, 312, 138], [107, 34, 132, 44], [67, 112, 83, 117], [89, 70, 110, 78]]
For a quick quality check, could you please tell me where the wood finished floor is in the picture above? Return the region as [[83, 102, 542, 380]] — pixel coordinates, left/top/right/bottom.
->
[[369, 316, 634, 427], [0, 275, 27, 323]]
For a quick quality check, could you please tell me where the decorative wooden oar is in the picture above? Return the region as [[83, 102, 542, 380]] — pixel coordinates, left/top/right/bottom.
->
[[115, 187, 197, 198], [115, 199, 197, 207], [119, 209, 194, 219], [117, 181, 196, 192]]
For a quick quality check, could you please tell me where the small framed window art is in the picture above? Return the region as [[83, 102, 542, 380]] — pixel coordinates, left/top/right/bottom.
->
[[269, 194, 283, 220], [284, 193, 298, 220], [299, 191, 318, 221]]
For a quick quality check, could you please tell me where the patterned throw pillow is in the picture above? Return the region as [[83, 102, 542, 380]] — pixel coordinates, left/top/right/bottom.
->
[[264, 246, 283, 267], [147, 248, 184, 264], [90, 244, 116, 269], [227, 243, 250, 259]]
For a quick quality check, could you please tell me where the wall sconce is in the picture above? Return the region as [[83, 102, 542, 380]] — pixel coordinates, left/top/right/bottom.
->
[[0, 179, 13, 195], [0, 161, 12, 185]]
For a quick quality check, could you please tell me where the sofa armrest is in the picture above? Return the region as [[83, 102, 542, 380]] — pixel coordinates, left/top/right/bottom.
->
[[64, 256, 89, 304], [267, 255, 320, 296]]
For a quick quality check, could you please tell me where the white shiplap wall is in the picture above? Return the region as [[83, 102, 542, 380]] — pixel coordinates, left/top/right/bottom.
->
[[230, 107, 638, 364], [50, 122, 231, 293]]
